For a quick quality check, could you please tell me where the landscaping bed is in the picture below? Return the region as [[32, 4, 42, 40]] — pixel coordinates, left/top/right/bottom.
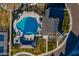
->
[[62, 10, 70, 34]]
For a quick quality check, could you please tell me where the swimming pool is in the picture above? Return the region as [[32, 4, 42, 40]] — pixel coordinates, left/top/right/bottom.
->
[[0, 47, 4, 53], [16, 16, 39, 35], [0, 35, 4, 41]]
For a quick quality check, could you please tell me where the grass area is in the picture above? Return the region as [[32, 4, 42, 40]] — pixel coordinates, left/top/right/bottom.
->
[[11, 37, 46, 55], [0, 7, 10, 31], [62, 10, 70, 34], [48, 39, 57, 51]]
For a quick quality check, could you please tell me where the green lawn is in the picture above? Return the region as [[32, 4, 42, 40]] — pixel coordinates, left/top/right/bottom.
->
[[62, 10, 70, 34], [48, 39, 57, 51]]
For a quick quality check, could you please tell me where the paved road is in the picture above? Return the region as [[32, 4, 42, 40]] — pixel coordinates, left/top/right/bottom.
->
[[68, 3, 79, 36]]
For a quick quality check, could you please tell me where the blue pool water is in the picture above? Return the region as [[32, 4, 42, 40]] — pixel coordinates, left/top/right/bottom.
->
[[0, 47, 4, 53], [20, 37, 36, 47], [16, 16, 39, 35], [0, 35, 4, 41]]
